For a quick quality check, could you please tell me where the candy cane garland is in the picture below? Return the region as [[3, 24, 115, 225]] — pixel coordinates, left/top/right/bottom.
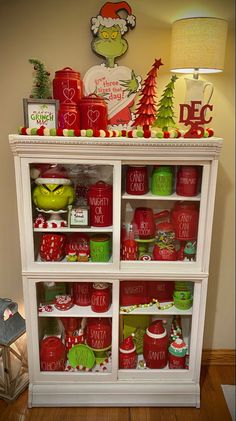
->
[[120, 298, 174, 313]]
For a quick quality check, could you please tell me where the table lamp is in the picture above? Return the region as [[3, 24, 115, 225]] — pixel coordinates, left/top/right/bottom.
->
[[170, 17, 228, 105]]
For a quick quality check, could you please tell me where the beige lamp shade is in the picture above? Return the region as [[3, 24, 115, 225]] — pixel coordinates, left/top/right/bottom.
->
[[170, 17, 228, 74]]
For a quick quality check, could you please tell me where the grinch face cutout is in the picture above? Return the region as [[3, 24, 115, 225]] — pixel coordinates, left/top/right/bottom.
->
[[91, 1, 135, 68], [92, 25, 128, 69], [83, 1, 141, 129]]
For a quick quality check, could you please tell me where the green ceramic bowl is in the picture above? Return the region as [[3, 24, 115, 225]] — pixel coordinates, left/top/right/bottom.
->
[[174, 296, 193, 310]]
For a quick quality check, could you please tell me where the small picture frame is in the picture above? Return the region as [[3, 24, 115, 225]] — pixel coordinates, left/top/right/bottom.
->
[[23, 98, 59, 129], [68, 205, 90, 228]]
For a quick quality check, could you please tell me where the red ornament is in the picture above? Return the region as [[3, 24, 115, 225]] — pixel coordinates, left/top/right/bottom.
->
[[119, 336, 137, 369]]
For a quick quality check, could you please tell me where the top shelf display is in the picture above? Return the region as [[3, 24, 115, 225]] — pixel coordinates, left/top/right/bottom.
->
[[9, 135, 223, 275]]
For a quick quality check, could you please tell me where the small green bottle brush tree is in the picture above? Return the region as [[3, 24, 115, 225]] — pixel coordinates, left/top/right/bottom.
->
[[29, 58, 52, 99], [153, 74, 178, 132]]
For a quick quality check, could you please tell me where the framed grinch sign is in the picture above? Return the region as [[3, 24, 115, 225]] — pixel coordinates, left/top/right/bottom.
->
[[23, 98, 59, 129]]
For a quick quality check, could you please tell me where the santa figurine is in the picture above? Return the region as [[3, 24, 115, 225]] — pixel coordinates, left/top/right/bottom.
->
[[119, 335, 137, 369]]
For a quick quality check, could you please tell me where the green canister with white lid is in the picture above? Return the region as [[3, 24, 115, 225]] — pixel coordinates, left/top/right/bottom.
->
[[151, 166, 173, 196]]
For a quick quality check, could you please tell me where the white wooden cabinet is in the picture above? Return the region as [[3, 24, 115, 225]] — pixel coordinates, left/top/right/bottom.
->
[[9, 135, 222, 408]]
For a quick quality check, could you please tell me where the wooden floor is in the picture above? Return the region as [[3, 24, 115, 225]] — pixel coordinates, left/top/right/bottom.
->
[[0, 365, 235, 421]]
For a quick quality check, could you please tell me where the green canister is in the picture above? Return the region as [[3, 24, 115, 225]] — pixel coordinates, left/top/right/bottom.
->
[[151, 166, 173, 196], [90, 235, 111, 262]]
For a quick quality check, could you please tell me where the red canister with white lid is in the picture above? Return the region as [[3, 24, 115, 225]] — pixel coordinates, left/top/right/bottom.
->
[[143, 320, 168, 369]]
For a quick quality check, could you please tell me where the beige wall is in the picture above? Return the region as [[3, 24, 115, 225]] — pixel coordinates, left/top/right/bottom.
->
[[0, 0, 235, 349]]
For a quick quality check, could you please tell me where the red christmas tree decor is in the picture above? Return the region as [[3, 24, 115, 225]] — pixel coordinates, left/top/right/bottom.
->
[[132, 58, 163, 131]]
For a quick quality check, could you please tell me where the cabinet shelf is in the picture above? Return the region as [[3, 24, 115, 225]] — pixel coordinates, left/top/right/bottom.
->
[[34, 226, 113, 233], [122, 192, 201, 201], [38, 304, 113, 318], [119, 304, 193, 316]]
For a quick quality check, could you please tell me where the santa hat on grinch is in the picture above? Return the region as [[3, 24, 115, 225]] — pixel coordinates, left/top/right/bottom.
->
[[35, 167, 71, 185], [91, 1, 136, 35]]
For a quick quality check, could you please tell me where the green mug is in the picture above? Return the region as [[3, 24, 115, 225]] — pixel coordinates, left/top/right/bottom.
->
[[90, 235, 111, 262]]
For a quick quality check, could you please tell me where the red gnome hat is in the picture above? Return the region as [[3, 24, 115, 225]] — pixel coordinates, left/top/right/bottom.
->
[[91, 1, 136, 35], [119, 335, 136, 353]]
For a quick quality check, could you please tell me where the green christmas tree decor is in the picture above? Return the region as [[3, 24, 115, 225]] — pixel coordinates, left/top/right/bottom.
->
[[153, 75, 178, 132], [29, 58, 52, 99]]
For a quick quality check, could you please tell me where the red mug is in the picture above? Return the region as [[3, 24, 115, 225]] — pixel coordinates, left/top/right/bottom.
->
[[133, 208, 169, 240]]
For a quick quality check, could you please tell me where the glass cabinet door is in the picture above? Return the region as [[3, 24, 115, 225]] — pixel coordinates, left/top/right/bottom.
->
[[118, 279, 200, 381], [21, 159, 121, 272], [120, 162, 209, 272]]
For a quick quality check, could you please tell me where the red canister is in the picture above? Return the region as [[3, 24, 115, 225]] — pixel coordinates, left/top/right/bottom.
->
[[87, 181, 113, 227], [58, 103, 80, 129], [119, 336, 137, 369], [168, 338, 187, 369], [143, 320, 168, 369], [91, 282, 111, 313], [86, 317, 112, 349], [73, 282, 92, 306], [79, 94, 108, 131], [126, 166, 148, 195], [171, 202, 199, 241], [176, 166, 199, 197], [53, 67, 82, 105], [40, 336, 66, 371]]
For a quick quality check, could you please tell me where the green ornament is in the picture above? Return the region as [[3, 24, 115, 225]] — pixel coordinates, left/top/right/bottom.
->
[[137, 130, 144, 137], [67, 129, 74, 137], [157, 131, 164, 138], [31, 128, 38, 135], [50, 128, 57, 136], [86, 129, 93, 137]]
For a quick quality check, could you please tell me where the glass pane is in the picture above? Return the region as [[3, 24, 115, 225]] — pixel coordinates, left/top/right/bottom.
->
[[119, 280, 193, 370], [37, 281, 113, 373], [121, 164, 202, 263], [30, 163, 114, 264]]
